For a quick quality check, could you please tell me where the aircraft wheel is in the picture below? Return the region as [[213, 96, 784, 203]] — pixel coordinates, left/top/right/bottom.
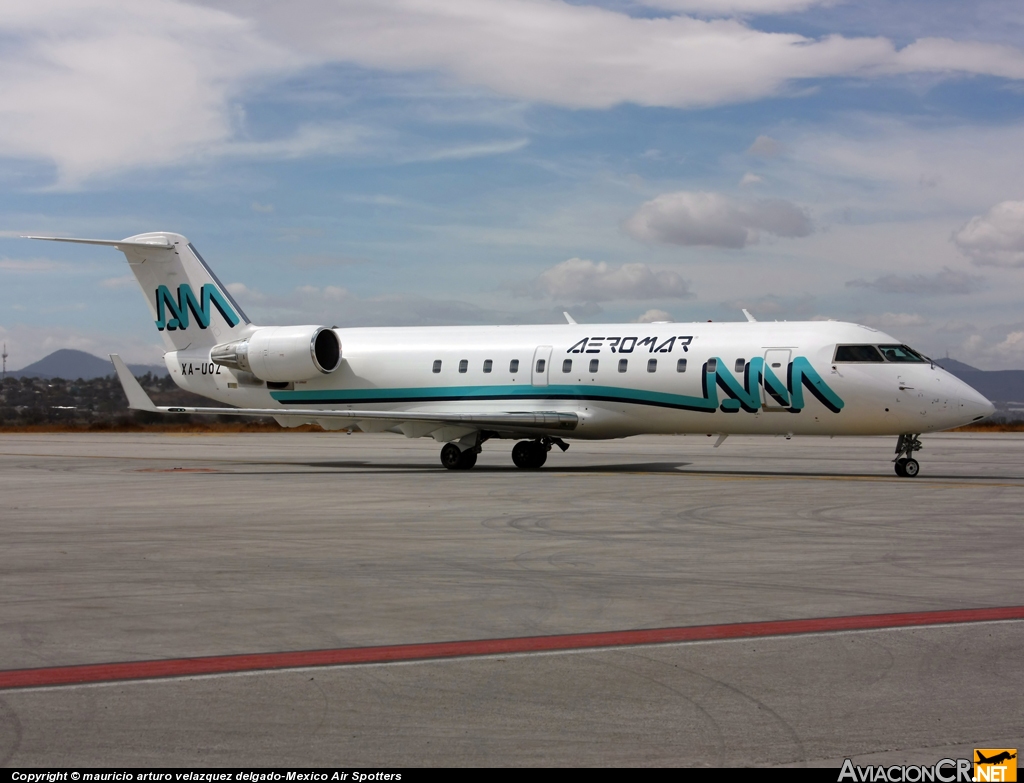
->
[[440, 443, 464, 470], [458, 449, 478, 470], [534, 446, 548, 468], [512, 441, 546, 469], [894, 458, 907, 477], [903, 458, 920, 477], [512, 441, 533, 468]]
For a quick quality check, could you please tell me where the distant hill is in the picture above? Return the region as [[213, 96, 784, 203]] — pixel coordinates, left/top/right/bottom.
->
[[934, 358, 980, 375], [10, 349, 167, 380], [935, 358, 1024, 404]]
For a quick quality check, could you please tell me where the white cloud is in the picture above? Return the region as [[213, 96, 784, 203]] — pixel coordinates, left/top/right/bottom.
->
[[846, 267, 984, 295], [98, 275, 135, 289], [634, 309, 674, 323], [215, 283, 511, 328], [639, 0, 835, 14], [237, 2, 1024, 107], [747, 135, 784, 157], [289, 254, 368, 269], [5, 1, 1024, 183], [953, 200, 1024, 267], [788, 118, 1024, 212], [889, 38, 1024, 81], [862, 312, 929, 329], [624, 191, 812, 248], [0, 0, 296, 186], [221, 123, 369, 160], [414, 138, 529, 162], [226, 282, 267, 304], [992, 330, 1024, 363], [739, 172, 764, 186], [0, 257, 63, 272], [523, 258, 693, 301], [959, 327, 1024, 369], [250, 202, 274, 213]]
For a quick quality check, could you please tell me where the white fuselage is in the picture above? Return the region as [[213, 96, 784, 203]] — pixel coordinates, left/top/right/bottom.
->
[[165, 320, 994, 440]]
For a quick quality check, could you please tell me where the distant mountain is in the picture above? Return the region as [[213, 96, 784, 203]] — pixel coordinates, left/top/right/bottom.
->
[[934, 358, 980, 374], [10, 349, 167, 380], [935, 357, 1024, 404]]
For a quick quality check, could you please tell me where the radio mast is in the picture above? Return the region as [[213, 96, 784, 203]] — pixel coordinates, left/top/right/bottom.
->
[[1, 343, 7, 381]]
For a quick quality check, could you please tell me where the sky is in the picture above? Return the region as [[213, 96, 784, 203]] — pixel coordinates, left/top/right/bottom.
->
[[3, 0, 1024, 370]]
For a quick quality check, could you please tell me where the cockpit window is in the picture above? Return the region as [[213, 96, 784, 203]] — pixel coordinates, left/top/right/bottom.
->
[[878, 344, 927, 363], [834, 345, 883, 362]]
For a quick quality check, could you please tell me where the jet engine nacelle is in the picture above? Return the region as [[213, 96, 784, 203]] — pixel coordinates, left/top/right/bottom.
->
[[211, 326, 341, 382]]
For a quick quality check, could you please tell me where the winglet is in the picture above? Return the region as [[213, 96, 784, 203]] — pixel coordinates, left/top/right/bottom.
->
[[563, 311, 577, 325], [109, 355, 157, 411], [742, 309, 756, 322]]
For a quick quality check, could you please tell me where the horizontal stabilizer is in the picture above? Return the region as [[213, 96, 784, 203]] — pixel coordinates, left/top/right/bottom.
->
[[24, 235, 173, 249], [109, 355, 157, 411]]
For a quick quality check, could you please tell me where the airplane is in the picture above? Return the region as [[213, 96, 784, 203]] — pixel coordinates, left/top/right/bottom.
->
[[976, 752, 1016, 765], [26, 232, 995, 477]]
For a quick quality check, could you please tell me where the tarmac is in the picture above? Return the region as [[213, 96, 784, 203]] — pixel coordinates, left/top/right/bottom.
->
[[0, 431, 1022, 767]]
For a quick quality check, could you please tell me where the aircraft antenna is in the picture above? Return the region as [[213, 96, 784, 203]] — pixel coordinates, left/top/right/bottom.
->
[[1, 343, 6, 381]]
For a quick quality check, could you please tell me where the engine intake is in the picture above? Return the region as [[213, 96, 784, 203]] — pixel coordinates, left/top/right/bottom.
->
[[211, 326, 341, 382]]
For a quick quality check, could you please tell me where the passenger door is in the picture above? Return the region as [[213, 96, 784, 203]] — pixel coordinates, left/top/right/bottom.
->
[[762, 349, 791, 408]]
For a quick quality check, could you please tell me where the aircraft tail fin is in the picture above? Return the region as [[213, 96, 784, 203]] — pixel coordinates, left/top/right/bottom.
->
[[26, 233, 252, 352]]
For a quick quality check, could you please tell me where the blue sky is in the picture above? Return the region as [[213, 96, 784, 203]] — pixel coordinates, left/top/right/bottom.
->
[[3, 0, 1024, 369]]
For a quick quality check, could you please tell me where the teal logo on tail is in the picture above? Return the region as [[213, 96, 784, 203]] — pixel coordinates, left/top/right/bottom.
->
[[155, 284, 239, 331]]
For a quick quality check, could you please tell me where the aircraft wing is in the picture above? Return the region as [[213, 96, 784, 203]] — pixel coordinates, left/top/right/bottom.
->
[[110, 355, 577, 432]]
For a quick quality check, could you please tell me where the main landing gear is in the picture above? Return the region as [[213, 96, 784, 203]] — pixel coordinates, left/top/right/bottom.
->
[[440, 436, 570, 471], [440, 442, 478, 470], [893, 433, 922, 478], [511, 437, 569, 470]]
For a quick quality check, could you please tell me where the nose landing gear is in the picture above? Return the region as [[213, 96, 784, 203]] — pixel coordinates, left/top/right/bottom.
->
[[893, 433, 922, 477]]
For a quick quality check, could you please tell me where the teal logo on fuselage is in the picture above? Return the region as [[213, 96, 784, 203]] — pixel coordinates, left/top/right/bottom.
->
[[155, 284, 239, 331], [707, 356, 843, 413]]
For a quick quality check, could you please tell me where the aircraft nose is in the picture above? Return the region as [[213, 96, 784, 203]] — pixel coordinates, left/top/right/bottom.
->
[[959, 387, 995, 423]]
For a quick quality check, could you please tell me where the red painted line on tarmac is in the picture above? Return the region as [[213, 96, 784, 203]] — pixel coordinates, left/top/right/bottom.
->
[[3, 605, 1023, 690]]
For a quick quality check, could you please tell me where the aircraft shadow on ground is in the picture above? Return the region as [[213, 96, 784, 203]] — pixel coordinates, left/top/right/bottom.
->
[[216, 460, 1024, 481]]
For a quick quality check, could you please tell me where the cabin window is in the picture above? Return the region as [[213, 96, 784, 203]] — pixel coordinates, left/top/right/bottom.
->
[[834, 345, 883, 363], [432, 360, 442, 373], [510, 359, 519, 373], [589, 359, 599, 373], [562, 359, 572, 373], [706, 358, 717, 372], [648, 358, 657, 373], [459, 359, 468, 373], [483, 359, 492, 373], [676, 358, 687, 373], [735, 359, 745, 373], [618, 358, 628, 373], [536, 359, 546, 373], [878, 344, 928, 363]]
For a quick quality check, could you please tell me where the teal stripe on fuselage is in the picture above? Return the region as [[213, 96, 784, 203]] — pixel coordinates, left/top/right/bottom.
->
[[271, 383, 721, 412]]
